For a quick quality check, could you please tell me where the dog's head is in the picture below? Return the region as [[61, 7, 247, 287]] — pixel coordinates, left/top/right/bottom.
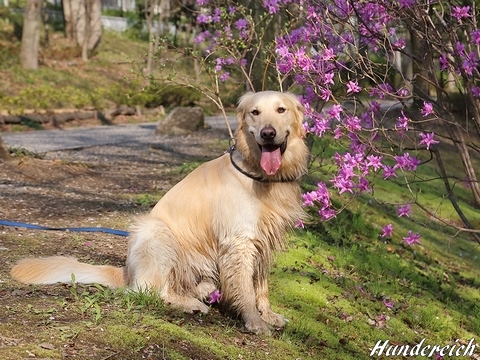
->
[[235, 91, 308, 179]]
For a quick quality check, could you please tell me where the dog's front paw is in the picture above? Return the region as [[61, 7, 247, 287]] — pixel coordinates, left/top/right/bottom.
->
[[261, 310, 288, 328]]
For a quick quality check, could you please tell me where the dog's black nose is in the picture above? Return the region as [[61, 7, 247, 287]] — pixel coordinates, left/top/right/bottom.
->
[[260, 126, 276, 141]]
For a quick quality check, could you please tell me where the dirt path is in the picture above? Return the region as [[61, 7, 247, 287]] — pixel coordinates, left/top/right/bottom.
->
[[1, 115, 236, 153]]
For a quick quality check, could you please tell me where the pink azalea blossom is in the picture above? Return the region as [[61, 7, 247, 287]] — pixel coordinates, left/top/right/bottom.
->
[[381, 224, 394, 238], [346, 81, 362, 94], [383, 299, 393, 309], [419, 132, 439, 150], [439, 53, 448, 71], [398, 0, 415, 9], [208, 289, 222, 304], [382, 165, 398, 180], [403, 231, 421, 246], [234, 18, 248, 30], [420, 102, 434, 117], [451, 6, 471, 22], [397, 203, 411, 217], [219, 72, 230, 82], [471, 30, 480, 45], [295, 220, 305, 229], [396, 112, 409, 131], [366, 155, 383, 171], [471, 86, 480, 98]]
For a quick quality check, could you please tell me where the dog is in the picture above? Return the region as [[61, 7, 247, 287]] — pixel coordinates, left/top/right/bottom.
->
[[11, 91, 309, 334]]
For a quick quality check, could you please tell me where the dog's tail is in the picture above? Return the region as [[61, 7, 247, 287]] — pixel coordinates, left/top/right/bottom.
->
[[10, 256, 125, 288]]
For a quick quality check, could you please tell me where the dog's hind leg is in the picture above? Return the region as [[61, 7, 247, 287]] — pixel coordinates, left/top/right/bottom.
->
[[127, 217, 209, 314]]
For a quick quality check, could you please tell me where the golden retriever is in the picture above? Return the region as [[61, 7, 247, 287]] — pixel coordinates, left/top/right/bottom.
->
[[11, 91, 309, 334]]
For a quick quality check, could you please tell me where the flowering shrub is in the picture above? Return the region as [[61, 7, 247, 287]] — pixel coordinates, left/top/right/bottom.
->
[[188, 0, 480, 244]]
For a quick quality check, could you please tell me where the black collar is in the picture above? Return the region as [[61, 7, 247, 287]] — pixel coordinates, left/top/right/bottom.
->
[[226, 144, 299, 183]]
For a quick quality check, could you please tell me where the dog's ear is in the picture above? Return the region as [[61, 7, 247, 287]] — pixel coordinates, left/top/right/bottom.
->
[[236, 92, 255, 129], [285, 93, 306, 137]]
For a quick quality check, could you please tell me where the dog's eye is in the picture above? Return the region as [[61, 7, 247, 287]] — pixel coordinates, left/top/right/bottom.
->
[[277, 107, 286, 114], [251, 109, 259, 116]]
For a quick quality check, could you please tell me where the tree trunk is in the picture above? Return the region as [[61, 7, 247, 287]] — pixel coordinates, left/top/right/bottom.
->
[[81, 0, 90, 61], [410, 28, 431, 102], [63, 0, 101, 51], [87, 0, 101, 50], [20, 0, 43, 70], [77, 0, 101, 51], [144, 0, 160, 76], [444, 121, 480, 207], [62, 0, 78, 43]]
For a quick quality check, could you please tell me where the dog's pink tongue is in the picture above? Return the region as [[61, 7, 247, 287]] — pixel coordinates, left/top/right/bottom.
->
[[260, 145, 282, 175]]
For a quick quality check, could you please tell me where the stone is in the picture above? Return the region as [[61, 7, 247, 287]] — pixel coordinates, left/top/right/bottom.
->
[[155, 107, 205, 136]]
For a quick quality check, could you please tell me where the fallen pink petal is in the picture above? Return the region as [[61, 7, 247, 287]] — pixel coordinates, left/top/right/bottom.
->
[[208, 290, 222, 304]]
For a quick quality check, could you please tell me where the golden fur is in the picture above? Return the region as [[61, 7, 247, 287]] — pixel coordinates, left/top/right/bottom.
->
[[11, 91, 309, 334]]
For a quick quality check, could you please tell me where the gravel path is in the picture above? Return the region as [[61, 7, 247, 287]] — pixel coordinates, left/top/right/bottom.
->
[[2, 115, 237, 153]]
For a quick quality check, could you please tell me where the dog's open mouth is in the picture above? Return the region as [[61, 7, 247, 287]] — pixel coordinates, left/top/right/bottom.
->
[[259, 138, 288, 176]]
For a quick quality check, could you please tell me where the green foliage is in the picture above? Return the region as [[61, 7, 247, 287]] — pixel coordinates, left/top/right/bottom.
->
[[70, 276, 124, 325], [177, 161, 203, 174], [123, 83, 201, 109], [0, 7, 23, 40], [123, 11, 149, 41], [101, 9, 137, 18], [122, 287, 165, 312], [135, 193, 158, 206], [9, 146, 43, 158], [1, 83, 111, 111], [307, 206, 379, 247]]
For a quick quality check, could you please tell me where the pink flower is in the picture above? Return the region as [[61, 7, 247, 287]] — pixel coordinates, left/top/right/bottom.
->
[[394, 153, 420, 171], [381, 224, 394, 238], [382, 165, 398, 180], [234, 18, 248, 30], [328, 104, 343, 120], [219, 72, 230, 82], [333, 126, 343, 139], [439, 53, 448, 71], [366, 155, 383, 171], [420, 102, 434, 117], [472, 86, 480, 98], [383, 299, 393, 309], [419, 132, 439, 150], [396, 112, 409, 131], [471, 30, 480, 45], [397, 203, 411, 217], [263, 0, 280, 14], [451, 6, 471, 22], [208, 289, 222, 304], [398, 0, 415, 9], [295, 220, 305, 229], [403, 231, 421, 246], [346, 81, 362, 94]]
